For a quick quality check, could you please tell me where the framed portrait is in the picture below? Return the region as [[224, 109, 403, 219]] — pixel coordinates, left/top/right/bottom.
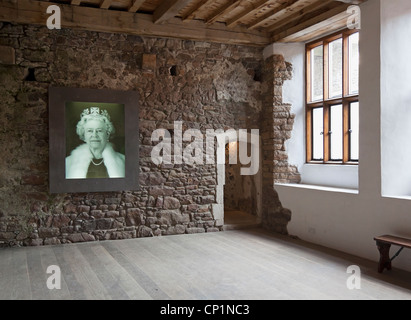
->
[[49, 87, 139, 193]]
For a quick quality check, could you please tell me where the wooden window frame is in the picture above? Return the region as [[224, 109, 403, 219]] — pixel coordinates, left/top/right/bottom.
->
[[306, 29, 359, 165]]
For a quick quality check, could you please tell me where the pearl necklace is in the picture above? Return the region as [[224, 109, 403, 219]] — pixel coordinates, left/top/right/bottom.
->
[[91, 158, 104, 166]]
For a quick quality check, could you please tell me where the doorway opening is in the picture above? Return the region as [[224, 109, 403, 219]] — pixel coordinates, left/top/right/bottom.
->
[[223, 138, 262, 230]]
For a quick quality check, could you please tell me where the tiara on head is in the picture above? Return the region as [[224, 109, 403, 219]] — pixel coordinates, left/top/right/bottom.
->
[[81, 107, 111, 121]]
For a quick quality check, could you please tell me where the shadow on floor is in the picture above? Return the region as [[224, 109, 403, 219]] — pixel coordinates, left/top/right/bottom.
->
[[223, 209, 261, 231], [241, 227, 411, 294]]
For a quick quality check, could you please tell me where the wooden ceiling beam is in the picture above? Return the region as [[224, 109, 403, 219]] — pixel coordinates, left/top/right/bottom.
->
[[153, 0, 193, 24], [225, 0, 269, 28], [266, 0, 334, 33], [128, 0, 146, 13], [277, 11, 349, 42], [181, 0, 210, 21], [206, 0, 242, 25], [335, 0, 365, 4], [271, 3, 351, 42], [0, 0, 271, 46], [100, 0, 112, 9], [248, 0, 299, 30]]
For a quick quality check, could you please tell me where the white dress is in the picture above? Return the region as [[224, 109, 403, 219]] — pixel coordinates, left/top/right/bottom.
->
[[65, 143, 125, 179]]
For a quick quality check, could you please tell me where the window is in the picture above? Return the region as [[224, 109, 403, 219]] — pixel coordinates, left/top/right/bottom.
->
[[306, 30, 359, 164]]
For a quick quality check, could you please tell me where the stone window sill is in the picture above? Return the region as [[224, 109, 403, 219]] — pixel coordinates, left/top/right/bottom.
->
[[382, 194, 411, 201], [275, 183, 359, 194]]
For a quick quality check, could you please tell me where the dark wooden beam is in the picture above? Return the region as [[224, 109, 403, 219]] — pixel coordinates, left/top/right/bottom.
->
[[153, 0, 193, 24], [335, 0, 365, 4], [0, 0, 271, 46], [248, 0, 299, 30], [278, 11, 349, 42], [206, 0, 242, 25], [271, 3, 351, 42], [100, 0, 112, 9], [225, 0, 269, 28], [181, 0, 210, 21], [266, 0, 335, 33], [128, 0, 146, 13]]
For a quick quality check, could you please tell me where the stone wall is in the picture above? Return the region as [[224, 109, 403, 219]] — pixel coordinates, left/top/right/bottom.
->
[[261, 55, 301, 235], [0, 22, 266, 246], [0, 22, 300, 246]]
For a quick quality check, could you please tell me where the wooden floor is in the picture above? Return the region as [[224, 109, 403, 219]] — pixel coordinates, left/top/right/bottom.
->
[[1, 228, 411, 300]]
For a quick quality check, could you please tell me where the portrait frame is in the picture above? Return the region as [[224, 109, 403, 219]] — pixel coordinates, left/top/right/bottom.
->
[[49, 86, 139, 193]]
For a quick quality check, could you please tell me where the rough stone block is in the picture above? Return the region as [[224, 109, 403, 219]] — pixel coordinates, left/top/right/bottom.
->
[[0, 46, 15, 65], [158, 209, 184, 226], [38, 227, 60, 238], [67, 233, 95, 243], [30, 238, 44, 246], [137, 226, 153, 238], [21, 174, 45, 185], [44, 237, 61, 246], [90, 210, 105, 218], [105, 198, 121, 205], [96, 218, 113, 230], [0, 232, 15, 240], [16, 231, 28, 241], [200, 195, 215, 204], [149, 186, 174, 196], [82, 220, 96, 231], [61, 226, 74, 234], [142, 54, 156, 71], [110, 231, 134, 240], [163, 197, 181, 210], [106, 211, 120, 218], [77, 205, 91, 213], [52, 214, 71, 228], [186, 227, 205, 234], [126, 208, 142, 226], [64, 203, 77, 214]]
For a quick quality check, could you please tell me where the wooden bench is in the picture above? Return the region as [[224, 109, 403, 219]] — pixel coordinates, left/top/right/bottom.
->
[[374, 235, 411, 273]]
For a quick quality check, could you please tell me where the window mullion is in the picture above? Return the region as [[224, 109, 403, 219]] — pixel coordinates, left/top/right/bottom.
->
[[306, 107, 312, 162], [342, 33, 350, 163], [323, 42, 329, 163], [323, 105, 330, 162], [323, 42, 329, 101], [306, 47, 312, 103], [343, 101, 350, 163], [343, 33, 349, 98]]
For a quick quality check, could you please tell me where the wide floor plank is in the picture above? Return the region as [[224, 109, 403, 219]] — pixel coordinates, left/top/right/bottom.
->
[[0, 248, 13, 300], [10, 249, 32, 300]]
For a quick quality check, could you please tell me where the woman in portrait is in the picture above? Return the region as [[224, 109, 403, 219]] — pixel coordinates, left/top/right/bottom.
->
[[66, 107, 125, 179]]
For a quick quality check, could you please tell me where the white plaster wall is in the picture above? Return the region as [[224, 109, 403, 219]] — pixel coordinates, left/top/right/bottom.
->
[[270, 43, 306, 174], [274, 0, 411, 272], [380, 0, 411, 197]]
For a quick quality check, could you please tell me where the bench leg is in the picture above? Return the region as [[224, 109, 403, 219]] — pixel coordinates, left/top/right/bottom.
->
[[376, 242, 392, 273]]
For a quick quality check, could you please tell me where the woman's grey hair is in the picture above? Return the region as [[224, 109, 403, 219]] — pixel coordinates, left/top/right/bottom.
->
[[76, 108, 115, 141]]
